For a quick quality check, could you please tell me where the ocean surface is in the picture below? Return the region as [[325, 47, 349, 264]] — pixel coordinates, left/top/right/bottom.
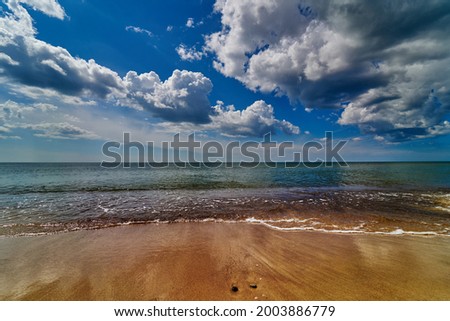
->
[[0, 162, 449, 236]]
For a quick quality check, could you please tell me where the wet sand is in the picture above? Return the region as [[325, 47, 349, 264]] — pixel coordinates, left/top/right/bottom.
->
[[0, 222, 449, 300]]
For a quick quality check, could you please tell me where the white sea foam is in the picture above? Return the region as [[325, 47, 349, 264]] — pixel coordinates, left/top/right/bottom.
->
[[98, 205, 110, 213], [435, 206, 450, 213], [2, 217, 448, 238], [387, 229, 404, 235], [244, 218, 446, 236], [373, 229, 440, 236], [245, 217, 312, 224]]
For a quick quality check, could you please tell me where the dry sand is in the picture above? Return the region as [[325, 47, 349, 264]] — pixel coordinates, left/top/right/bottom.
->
[[0, 222, 449, 300]]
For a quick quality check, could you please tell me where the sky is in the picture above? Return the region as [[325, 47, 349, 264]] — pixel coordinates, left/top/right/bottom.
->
[[0, 0, 449, 162]]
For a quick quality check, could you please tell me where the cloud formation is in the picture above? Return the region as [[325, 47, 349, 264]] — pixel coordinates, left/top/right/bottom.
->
[[123, 69, 213, 124], [125, 25, 153, 37], [122, 71, 299, 135], [0, 0, 299, 137], [206, 0, 450, 140], [0, 100, 57, 122], [21, 122, 99, 140], [14, 0, 65, 19], [0, 0, 125, 99], [186, 17, 194, 28], [0, 99, 91, 140], [211, 100, 300, 136], [176, 44, 205, 61]]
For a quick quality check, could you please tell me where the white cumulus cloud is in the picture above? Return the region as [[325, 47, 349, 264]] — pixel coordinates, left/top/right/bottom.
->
[[211, 100, 300, 137], [0, 0, 301, 137], [123, 69, 213, 124], [176, 44, 205, 61], [206, 0, 450, 140], [14, 0, 65, 19], [0, 0, 126, 99], [186, 17, 194, 28]]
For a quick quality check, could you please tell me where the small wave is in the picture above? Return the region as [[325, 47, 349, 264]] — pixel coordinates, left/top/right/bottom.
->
[[374, 229, 439, 236], [244, 217, 448, 237], [245, 217, 366, 233], [97, 205, 110, 213], [245, 217, 312, 224], [1, 219, 448, 238], [435, 206, 450, 213]]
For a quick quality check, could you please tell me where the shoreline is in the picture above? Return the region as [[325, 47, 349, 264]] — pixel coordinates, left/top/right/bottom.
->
[[1, 222, 449, 300], [2, 218, 449, 239]]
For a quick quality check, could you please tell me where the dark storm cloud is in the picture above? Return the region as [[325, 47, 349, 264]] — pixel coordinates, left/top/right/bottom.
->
[[298, 69, 391, 109]]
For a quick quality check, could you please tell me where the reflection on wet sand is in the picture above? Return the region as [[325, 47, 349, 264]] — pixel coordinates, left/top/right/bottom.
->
[[1, 222, 449, 300]]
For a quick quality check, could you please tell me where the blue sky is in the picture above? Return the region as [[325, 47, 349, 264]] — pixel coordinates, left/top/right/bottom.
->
[[0, 0, 449, 161]]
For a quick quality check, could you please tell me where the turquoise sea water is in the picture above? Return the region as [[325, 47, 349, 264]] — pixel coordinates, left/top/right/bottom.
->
[[0, 162, 449, 236]]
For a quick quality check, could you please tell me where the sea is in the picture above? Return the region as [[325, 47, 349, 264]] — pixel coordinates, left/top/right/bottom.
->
[[0, 162, 449, 236]]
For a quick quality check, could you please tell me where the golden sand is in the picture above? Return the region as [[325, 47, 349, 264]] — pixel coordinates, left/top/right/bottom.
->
[[0, 223, 449, 300]]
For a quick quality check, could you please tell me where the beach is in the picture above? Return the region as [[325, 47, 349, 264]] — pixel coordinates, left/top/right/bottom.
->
[[1, 222, 449, 301]]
